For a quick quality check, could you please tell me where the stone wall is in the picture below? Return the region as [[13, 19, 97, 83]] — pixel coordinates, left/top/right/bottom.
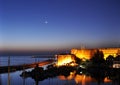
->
[[71, 48, 120, 59], [56, 54, 75, 66]]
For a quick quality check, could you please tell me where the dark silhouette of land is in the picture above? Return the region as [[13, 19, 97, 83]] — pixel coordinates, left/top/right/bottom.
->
[[0, 50, 69, 56]]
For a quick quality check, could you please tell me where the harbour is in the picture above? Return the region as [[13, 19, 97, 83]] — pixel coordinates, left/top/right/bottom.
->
[[0, 59, 54, 74]]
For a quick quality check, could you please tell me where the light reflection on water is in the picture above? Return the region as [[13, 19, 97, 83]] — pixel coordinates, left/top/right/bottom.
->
[[58, 72, 112, 85], [0, 70, 112, 85], [0, 56, 114, 85]]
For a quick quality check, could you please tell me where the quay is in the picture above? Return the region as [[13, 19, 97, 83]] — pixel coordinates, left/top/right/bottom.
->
[[0, 59, 54, 74]]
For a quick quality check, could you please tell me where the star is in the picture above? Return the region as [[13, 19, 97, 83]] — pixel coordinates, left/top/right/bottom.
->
[[44, 20, 48, 24]]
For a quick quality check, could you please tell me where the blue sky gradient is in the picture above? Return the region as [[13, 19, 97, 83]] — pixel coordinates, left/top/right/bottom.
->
[[1, 0, 120, 51]]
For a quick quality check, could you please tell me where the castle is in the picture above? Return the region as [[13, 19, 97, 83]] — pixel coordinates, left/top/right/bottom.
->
[[71, 48, 120, 59], [56, 48, 120, 66]]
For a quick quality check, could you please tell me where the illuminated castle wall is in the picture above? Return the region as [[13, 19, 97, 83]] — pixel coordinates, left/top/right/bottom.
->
[[71, 48, 120, 59], [71, 49, 96, 60], [56, 48, 120, 66], [56, 54, 75, 66]]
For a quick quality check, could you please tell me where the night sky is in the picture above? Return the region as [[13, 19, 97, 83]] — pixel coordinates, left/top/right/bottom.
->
[[0, 0, 120, 52]]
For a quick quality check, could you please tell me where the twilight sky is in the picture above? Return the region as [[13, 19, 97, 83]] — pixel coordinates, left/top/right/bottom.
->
[[0, 0, 120, 51]]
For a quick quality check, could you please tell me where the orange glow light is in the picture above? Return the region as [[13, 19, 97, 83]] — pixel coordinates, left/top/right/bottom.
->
[[56, 54, 75, 66]]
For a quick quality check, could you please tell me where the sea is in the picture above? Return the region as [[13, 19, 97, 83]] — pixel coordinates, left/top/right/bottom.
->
[[0, 56, 115, 85]]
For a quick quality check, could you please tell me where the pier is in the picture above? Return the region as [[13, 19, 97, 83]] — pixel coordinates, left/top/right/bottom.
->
[[0, 59, 54, 74]]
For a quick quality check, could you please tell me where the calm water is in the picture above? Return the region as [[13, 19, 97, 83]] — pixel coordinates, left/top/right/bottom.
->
[[0, 56, 116, 85], [0, 56, 50, 66]]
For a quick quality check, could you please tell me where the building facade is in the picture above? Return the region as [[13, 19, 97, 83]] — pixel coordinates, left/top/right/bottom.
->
[[56, 54, 75, 66], [71, 48, 120, 59]]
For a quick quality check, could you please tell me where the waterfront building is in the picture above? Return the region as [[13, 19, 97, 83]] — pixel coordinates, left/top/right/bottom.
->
[[56, 54, 75, 66], [56, 48, 120, 66], [71, 48, 120, 60]]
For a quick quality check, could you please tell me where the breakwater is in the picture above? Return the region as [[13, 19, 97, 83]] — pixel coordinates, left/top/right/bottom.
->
[[0, 59, 54, 74]]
